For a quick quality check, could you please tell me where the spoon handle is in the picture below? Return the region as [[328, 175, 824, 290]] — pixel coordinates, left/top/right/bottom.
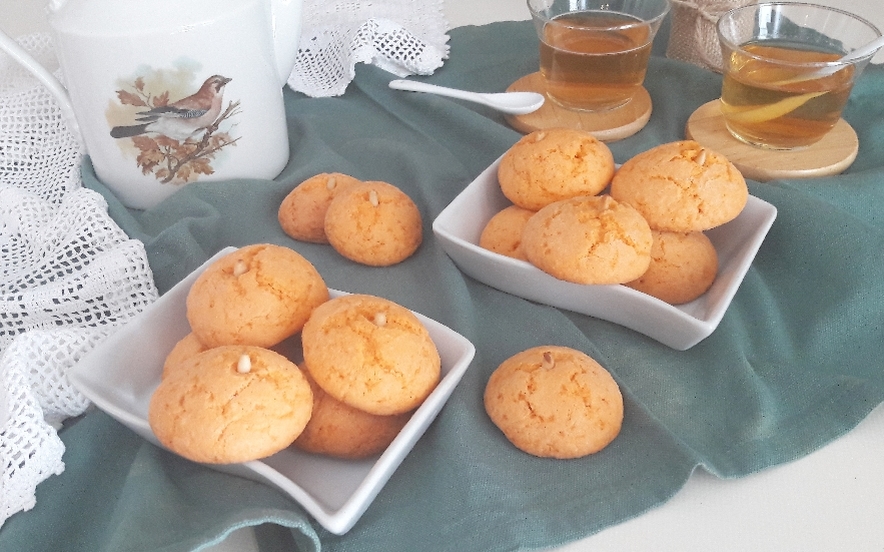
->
[[843, 34, 884, 63], [773, 35, 884, 85], [389, 79, 483, 104]]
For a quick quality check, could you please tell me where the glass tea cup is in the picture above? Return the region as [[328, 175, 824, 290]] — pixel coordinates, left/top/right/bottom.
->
[[717, 2, 881, 150], [527, 0, 670, 112]]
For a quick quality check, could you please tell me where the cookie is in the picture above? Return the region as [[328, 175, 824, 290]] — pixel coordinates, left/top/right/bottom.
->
[[278, 172, 362, 244], [521, 194, 653, 285], [497, 128, 615, 211], [324, 181, 423, 266], [162, 332, 209, 379], [610, 141, 748, 232], [484, 345, 623, 459], [478, 205, 535, 261], [293, 369, 411, 459], [148, 345, 313, 464], [301, 293, 440, 416], [626, 230, 719, 304], [186, 244, 329, 348]]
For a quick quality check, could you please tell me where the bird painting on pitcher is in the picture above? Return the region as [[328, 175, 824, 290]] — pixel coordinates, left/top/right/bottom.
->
[[110, 75, 232, 140], [108, 71, 241, 185]]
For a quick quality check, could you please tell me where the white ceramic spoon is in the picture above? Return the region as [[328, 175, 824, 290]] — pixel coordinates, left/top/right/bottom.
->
[[389, 79, 544, 114], [774, 34, 884, 85]]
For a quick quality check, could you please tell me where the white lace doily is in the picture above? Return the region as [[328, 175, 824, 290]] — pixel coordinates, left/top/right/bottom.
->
[[290, 0, 450, 97], [0, 34, 159, 529]]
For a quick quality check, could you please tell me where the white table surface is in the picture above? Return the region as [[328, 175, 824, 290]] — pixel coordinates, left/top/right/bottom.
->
[[2, 1, 883, 551]]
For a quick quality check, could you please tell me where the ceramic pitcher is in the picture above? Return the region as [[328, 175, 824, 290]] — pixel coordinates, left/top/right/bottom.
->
[[0, 0, 303, 209]]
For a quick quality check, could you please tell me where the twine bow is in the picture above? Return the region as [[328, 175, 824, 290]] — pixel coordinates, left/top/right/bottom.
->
[[669, 0, 741, 22]]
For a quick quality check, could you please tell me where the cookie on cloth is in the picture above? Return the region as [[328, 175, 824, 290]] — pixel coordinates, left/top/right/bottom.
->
[[497, 128, 615, 211], [610, 140, 748, 232], [324, 181, 423, 266], [186, 244, 329, 348], [148, 345, 314, 464], [278, 172, 362, 244], [521, 194, 652, 285], [162, 332, 210, 379], [478, 205, 536, 261], [293, 368, 411, 459], [301, 293, 440, 416], [484, 345, 623, 459], [626, 230, 719, 305]]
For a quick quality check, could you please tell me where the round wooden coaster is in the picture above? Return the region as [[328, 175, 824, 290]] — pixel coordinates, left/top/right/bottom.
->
[[685, 99, 858, 182], [504, 72, 652, 142]]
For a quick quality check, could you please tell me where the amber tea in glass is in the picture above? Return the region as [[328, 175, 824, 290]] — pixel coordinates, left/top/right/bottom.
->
[[717, 3, 881, 150], [720, 42, 854, 150], [529, 0, 669, 112], [539, 12, 652, 111]]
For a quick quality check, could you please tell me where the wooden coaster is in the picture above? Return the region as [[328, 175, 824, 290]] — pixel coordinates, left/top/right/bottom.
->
[[504, 72, 652, 142], [685, 100, 858, 182]]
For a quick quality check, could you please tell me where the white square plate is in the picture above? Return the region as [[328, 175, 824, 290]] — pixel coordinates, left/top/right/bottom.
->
[[432, 156, 777, 350], [69, 247, 476, 535]]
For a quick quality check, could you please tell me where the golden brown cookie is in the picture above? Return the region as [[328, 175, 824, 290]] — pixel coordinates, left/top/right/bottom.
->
[[521, 194, 653, 285], [497, 128, 615, 211], [278, 172, 362, 244], [186, 244, 329, 348], [484, 346, 623, 459], [162, 332, 210, 379], [293, 369, 411, 459], [148, 345, 313, 464], [478, 205, 536, 261], [610, 141, 748, 232], [301, 294, 440, 416], [626, 230, 719, 305], [324, 181, 423, 266]]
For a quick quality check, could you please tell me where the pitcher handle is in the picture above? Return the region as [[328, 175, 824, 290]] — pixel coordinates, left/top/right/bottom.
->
[[0, 30, 83, 147]]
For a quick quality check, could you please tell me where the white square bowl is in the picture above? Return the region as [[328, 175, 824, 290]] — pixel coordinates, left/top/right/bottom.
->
[[69, 247, 476, 535], [432, 156, 777, 350]]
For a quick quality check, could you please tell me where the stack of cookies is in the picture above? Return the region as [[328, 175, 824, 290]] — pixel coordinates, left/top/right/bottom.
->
[[149, 243, 328, 464], [611, 141, 747, 304], [278, 173, 423, 266], [149, 244, 440, 464], [480, 130, 748, 305], [295, 294, 441, 458]]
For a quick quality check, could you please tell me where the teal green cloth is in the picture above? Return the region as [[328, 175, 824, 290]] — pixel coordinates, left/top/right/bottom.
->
[[3, 20, 884, 552]]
